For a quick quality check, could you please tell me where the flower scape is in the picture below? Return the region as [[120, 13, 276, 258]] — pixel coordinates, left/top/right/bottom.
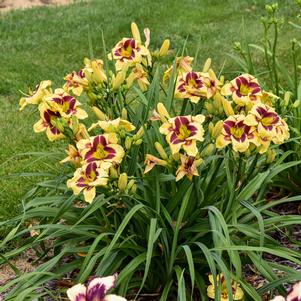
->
[[8, 22, 301, 301]]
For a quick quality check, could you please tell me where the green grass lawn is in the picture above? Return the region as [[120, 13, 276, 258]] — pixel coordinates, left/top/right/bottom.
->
[[0, 0, 299, 228]]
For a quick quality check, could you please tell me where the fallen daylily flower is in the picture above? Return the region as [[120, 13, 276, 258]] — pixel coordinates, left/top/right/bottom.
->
[[67, 274, 127, 301], [207, 274, 244, 301]]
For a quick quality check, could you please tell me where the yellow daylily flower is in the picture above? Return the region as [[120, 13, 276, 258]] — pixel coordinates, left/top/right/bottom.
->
[[63, 69, 88, 96], [109, 37, 150, 71], [175, 71, 208, 103], [216, 115, 259, 153], [77, 134, 125, 166], [33, 102, 65, 141], [244, 103, 281, 138], [67, 161, 110, 203], [19, 80, 52, 110], [221, 73, 262, 106], [207, 274, 244, 301], [159, 114, 205, 156], [44, 89, 88, 120]]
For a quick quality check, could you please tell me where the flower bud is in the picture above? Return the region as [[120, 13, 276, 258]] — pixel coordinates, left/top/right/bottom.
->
[[265, 4, 273, 13], [125, 137, 132, 150], [109, 166, 119, 179], [208, 122, 214, 135], [131, 22, 141, 43], [205, 102, 214, 114], [134, 126, 144, 139], [130, 183, 137, 194], [172, 152, 180, 161], [284, 91, 291, 107], [266, 149, 276, 163], [127, 179, 136, 191], [195, 158, 203, 167], [75, 123, 90, 140], [121, 108, 128, 120], [159, 39, 170, 57], [92, 106, 106, 120], [112, 71, 126, 90], [201, 143, 215, 157], [202, 58, 211, 72], [71, 116, 79, 134], [211, 120, 223, 139], [293, 99, 300, 108], [155, 142, 168, 159], [51, 118, 65, 133], [221, 97, 234, 116], [157, 102, 170, 121], [135, 139, 143, 145], [219, 75, 225, 85], [91, 61, 106, 84], [118, 173, 128, 191]]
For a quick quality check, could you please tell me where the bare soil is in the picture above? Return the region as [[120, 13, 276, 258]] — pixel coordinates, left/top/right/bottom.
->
[[0, 0, 73, 12]]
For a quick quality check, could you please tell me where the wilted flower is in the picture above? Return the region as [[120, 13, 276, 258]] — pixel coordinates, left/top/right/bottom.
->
[[64, 69, 88, 96], [60, 144, 82, 166], [207, 274, 244, 301], [45, 89, 88, 120], [216, 115, 259, 152], [260, 90, 279, 106], [175, 71, 208, 103], [270, 281, 301, 301], [163, 56, 193, 82], [33, 103, 65, 141], [176, 155, 202, 181], [110, 38, 150, 71], [273, 119, 290, 144], [159, 115, 205, 156], [19, 80, 52, 110], [200, 69, 222, 99], [244, 103, 281, 135], [144, 154, 168, 174], [84, 58, 107, 84], [126, 63, 150, 91], [77, 134, 125, 165], [221, 74, 262, 106], [67, 162, 110, 203], [67, 274, 127, 301]]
